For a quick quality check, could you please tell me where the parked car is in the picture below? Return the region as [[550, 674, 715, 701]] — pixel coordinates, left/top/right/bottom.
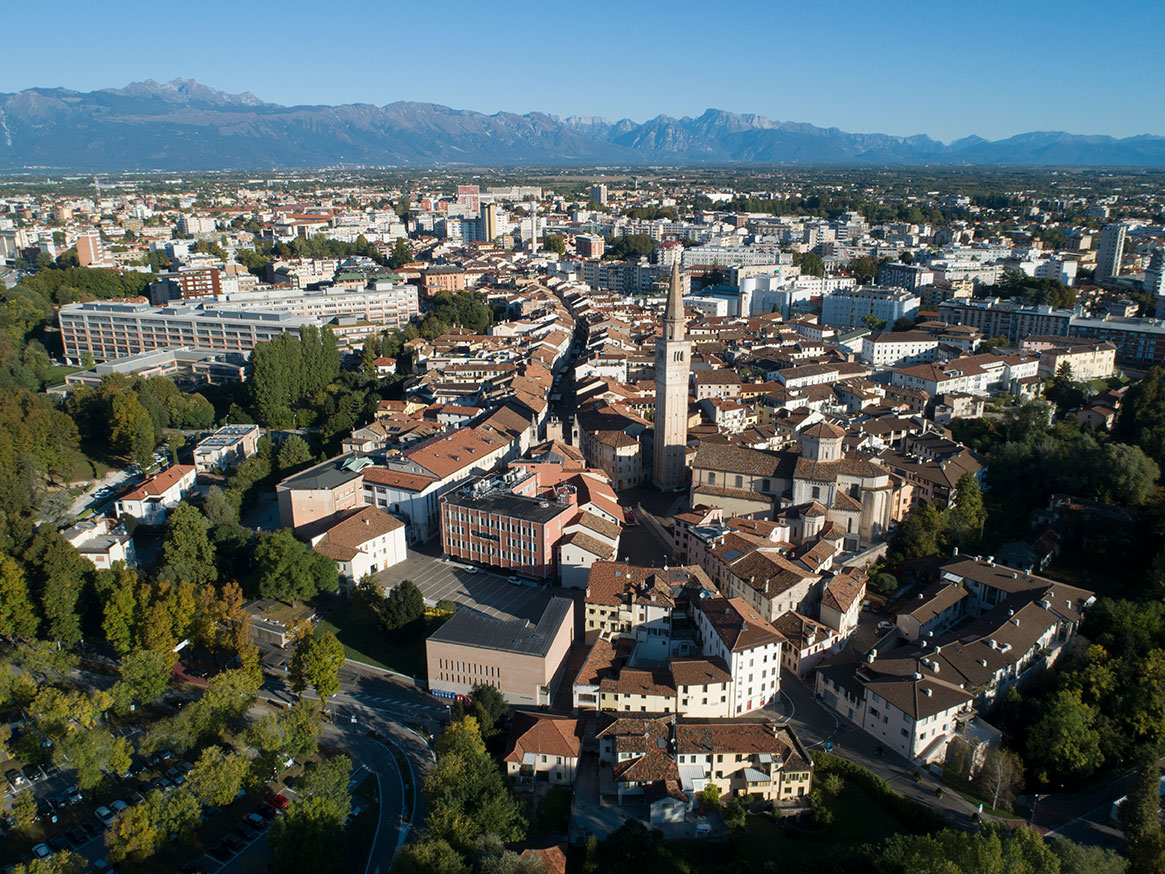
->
[[31, 843, 51, 860], [95, 806, 116, 827], [221, 835, 244, 853], [81, 820, 102, 838], [208, 843, 233, 862], [244, 812, 269, 831], [127, 792, 145, 806], [256, 803, 277, 820], [507, 576, 524, 586], [37, 801, 58, 824], [66, 786, 84, 805], [5, 768, 28, 789], [267, 794, 290, 811], [876, 620, 895, 633], [110, 800, 129, 815], [66, 827, 88, 848], [48, 835, 70, 854]]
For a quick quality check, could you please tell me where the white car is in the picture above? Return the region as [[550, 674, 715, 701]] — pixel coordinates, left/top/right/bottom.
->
[[876, 620, 895, 633], [95, 805, 116, 826]]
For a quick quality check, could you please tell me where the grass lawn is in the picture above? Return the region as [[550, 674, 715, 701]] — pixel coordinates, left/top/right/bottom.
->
[[316, 603, 438, 679], [735, 781, 903, 868]]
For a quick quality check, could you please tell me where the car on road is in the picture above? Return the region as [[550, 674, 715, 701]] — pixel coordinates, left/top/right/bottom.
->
[[621, 506, 637, 525], [95, 806, 116, 827]]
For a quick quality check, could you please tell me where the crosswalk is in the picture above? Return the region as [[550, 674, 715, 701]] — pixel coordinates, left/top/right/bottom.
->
[[348, 693, 449, 715]]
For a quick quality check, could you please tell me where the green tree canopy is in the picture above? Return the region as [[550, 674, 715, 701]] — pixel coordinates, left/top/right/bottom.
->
[[255, 528, 338, 602]]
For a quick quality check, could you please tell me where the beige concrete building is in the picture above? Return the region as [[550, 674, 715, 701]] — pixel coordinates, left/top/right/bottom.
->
[[427, 597, 574, 707], [653, 262, 691, 491]]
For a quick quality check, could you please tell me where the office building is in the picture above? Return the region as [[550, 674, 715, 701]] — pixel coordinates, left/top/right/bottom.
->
[[440, 474, 578, 580], [427, 597, 575, 706], [58, 300, 320, 364]]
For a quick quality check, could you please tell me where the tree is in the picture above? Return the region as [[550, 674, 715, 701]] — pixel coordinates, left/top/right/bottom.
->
[[109, 391, 156, 468], [0, 553, 38, 637], [394, 197, 411, 219], [1027, 689, 1104, 782], [1098, 442, 1160, 506], [701, 782, 721, 811], [800, 252, 825, 277], [188, 745, 250, 807], [255, 528, 339, 602], [1121, 750, 1163, 874], [203, 485, 239, 528], [947, 472, 987, 548], [393, 839, 469, 874], [269, 756, 352, 874], [278, 434, 313, 471], [891, 503, 947, 560], [541, 234, 566, 256], [974, 747, 1024, 811], [120, 649, 172, 704], [861, 313, 888, 331], [1051, 838, 1129, 874], [382, 579, 425, 631], [456, 683, 509, 739], [56, 727, 132, 791], [876, 825, 1059, 874], [12, 788, 36, 829], [289, 629, 346, 701], [23, 526, 89, 645], [425, 717, 527, 849], [282, 699, 324, 759], [160, 503, 217, 585], [388, 239, 411, 269]]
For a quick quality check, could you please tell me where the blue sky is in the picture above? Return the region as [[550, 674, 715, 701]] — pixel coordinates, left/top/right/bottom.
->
[[8, 0, 1163, 142]]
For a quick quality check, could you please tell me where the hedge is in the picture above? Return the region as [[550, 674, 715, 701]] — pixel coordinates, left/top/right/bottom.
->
[[810, 750, 948, 833]]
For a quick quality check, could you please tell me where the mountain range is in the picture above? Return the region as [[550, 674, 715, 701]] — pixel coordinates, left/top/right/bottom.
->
[[2, 79, 1164, 171]]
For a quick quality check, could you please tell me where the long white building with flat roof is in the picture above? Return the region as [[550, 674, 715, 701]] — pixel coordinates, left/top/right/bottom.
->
[[213, 281, 418, 329], [58, 300, 321, 364]]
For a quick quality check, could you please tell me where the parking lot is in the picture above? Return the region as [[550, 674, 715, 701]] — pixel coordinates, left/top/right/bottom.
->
[[373, 548, 560, 622]]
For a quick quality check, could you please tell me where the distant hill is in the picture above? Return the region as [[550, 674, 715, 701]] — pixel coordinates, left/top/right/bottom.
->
[[1, 79, 1163, 171]]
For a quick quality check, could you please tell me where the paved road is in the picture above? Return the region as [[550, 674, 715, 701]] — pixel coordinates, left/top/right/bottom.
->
[[374, 546, 554, 622]]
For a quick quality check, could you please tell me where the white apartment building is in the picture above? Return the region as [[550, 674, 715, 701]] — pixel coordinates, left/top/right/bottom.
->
[[192, 424, 261, 473], [692, 596, 784, 716], [821, 286, 920, 329], [114, 465, 198, 526], [860, 331, 940, 368]]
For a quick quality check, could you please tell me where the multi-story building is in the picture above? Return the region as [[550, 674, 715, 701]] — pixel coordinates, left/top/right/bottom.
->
[[76, 232, 110, 268], [58, 300, 320, 364], [821, 286, 920, 329], [692, 596, 784, 716], [1096, 222, 1127, 282], [426, 596, 575, 706], [576, 234, 605, 258], [440, 473, 578, 580], [307, 505, 407, 586], [860, 331, 940, 368], [192, 424, 260, 473], [1035, 340, 1117, 380], [421, 265, 467, 295], [114, 465, 198, 526], [149, 267, 223, 304], [876, 262, 935, 291], [213, 280, 418, 330], [653, 262, 691, 491], [61, 517, 136, 570]]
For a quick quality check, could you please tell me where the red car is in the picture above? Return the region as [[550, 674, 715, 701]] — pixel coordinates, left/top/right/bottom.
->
[[267, 794, 290, 811], [621, 506, 637, 525]]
